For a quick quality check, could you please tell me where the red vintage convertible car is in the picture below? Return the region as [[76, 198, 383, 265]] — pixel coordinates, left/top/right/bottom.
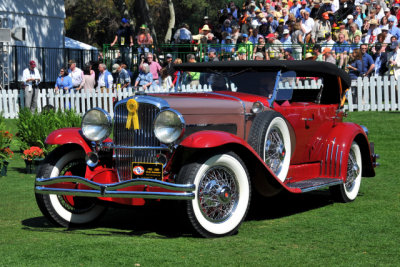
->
[[35, 61, 378, 237]]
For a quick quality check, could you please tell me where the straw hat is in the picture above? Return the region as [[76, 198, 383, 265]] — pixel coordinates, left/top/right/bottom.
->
[[201, 25, 211, 31]]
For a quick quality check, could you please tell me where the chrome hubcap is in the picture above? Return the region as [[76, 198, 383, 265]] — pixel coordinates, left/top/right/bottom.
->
[[264, 127, 286, 174], [198, 166, 238, 222], [346, 149, 360, 190]]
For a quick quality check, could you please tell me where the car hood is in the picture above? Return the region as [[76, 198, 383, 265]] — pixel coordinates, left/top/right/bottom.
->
[[154, 93, 245, 115]]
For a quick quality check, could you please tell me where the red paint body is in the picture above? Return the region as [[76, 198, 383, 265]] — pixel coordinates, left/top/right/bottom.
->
[[44, 91, 375, 206]]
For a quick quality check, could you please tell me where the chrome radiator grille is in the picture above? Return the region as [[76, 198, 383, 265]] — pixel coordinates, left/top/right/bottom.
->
[[114, 101, 161, 180]]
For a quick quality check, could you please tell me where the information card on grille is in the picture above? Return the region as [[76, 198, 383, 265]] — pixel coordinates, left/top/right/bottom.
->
[[132, 162, 163, 180]]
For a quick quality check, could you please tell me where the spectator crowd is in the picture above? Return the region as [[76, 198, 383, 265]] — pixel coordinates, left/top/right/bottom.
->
[[24, 0, 400, 103]]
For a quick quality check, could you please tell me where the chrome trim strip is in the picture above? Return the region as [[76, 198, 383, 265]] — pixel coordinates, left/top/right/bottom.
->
[[209, 92, 247, 138], [35, 176, 195, 200], [114, 95, 170, 111], [300, 180, 343, 193], [339, 151, 343, 176], [325, 144, 329, 176], [330, 138, 336, 177], [334, 145, 339, 177], [111, 145, 171, 151], [35, 187, 194, 200], [36, 176, 195, 192]]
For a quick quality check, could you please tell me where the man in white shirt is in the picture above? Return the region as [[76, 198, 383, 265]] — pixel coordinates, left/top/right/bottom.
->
[[22, 60, 41, 112], [301, 11, 314, 43], [68, 59, 84, 90], [97, 63, 113, 92]]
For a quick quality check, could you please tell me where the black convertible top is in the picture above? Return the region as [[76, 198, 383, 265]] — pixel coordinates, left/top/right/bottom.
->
[[176, 60, 351, 89]]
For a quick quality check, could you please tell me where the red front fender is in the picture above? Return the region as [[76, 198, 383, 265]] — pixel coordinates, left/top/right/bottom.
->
[[179, 130, 302, 194], [180, 130, 251, 149], [46, 128, 102, 153]]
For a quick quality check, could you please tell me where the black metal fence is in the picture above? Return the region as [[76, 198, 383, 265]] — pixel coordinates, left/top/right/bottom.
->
[[7, 45, 98, 88]]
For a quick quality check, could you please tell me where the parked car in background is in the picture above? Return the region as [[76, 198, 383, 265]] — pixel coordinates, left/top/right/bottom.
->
[[35, 61, 379, 237]]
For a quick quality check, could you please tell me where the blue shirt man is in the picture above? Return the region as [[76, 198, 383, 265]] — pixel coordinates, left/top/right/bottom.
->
[[360, 44, 375, 76], [388, 17, 400, 40], [333, 40, 350, 54]]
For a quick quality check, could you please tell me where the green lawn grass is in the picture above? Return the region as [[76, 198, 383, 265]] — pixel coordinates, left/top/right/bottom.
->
[[0, 112, 399, 266]]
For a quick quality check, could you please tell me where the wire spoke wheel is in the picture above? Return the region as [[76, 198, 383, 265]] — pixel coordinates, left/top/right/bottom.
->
[[198, 166, 239, 223], [264, 126, 286, 174], [177, 152, 250, 237]]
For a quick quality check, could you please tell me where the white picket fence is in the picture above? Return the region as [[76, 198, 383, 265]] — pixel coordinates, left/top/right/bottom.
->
[[1, 76, 399, 119]]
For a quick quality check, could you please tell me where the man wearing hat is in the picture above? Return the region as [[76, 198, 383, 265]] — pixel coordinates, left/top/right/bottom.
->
[[314, 12, 331, 43], [200, 25, 214, 41], [388, 16, 400, 40], [296, 0, 311, 19], [198, 16, 214, 33], [162, 54, 176, 80], [207, 49, 219, 62], [237, 47, 247, 60], [110, 18, 134, 65], [68, 59, 84, 91], [318, 0, 334, 23], [112, 63, 131, 90], [364, 19, 381, 43], [22, 60, 41, 112], [280, 29, 292, 52], [289, 0, 301, 17], [388, 41, 400, 80], [136, 24, 153, 56], [266, 33, 284, 59]]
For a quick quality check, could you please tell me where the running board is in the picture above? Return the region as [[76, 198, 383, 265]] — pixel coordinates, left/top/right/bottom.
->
[[286, 178, 343, 193]]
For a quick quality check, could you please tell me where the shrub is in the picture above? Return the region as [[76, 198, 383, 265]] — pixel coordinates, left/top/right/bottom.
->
[[16, 108, 81, 153]]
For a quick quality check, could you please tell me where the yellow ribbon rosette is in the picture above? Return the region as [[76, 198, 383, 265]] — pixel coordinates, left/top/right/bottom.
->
[[126, 99, 140, 130]]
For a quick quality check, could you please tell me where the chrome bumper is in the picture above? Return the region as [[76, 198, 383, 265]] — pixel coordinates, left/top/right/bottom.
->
[[35, 176, 195, 200]]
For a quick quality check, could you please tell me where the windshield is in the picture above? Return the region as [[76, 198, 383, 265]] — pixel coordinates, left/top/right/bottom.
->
[[177, 70, 279, 98], [176, 69, 325, 103]]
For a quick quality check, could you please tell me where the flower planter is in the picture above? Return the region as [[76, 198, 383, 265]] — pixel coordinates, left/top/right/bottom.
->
[[0, 161, 9, 176], [25, 158, 44, 174]]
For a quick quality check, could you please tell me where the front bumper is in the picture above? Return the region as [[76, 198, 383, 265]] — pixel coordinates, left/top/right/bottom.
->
[[35, 176, 195, 200]]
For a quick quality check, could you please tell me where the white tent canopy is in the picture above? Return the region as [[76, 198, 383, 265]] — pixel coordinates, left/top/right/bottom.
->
[[65, 37, 98, 50]]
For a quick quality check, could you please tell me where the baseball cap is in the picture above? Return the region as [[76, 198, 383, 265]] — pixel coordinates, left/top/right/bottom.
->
[[238, 47, 247, 54], [112, 63, 120, 73], [390, 41, 398, 49], [347, 15, 354, 20], [322, 12, 329, 19], [166, 53, 173, 58], [254, 52, 264, 59], [283, 29, 290, 34], [140, 24, 147, 29], [208, 48, 217, 54], [322, 47, 331, 54], [384, 7, 390, 12], [381, 25, 389, 31], [242, 34, 248, 38], [121, 18, 129, 24], [301, 0, 307, 4], [266, 33, 275, 38], [29, 60, 36, 67]]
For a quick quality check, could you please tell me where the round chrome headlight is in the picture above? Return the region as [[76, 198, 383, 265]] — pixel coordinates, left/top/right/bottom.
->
[[154, 109, 185, 144], [81, 108, 112, 142], [252, 101, 265, 113]]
